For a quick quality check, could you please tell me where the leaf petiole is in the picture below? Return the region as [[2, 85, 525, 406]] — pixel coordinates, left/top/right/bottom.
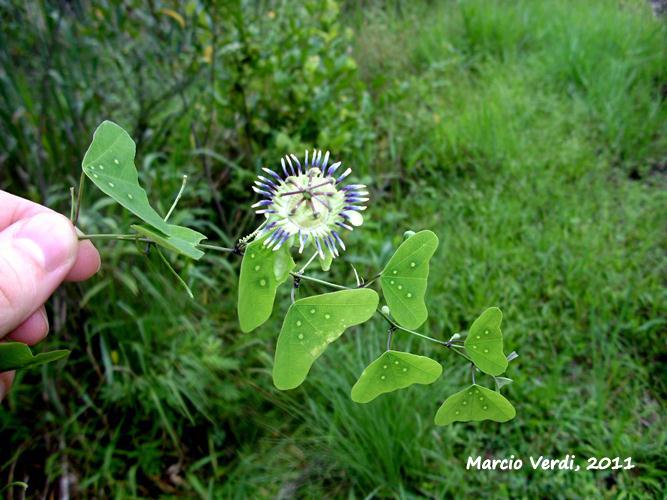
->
[[77, 233, 235, 254], [78, 233, 142, 241], [197, 243, 235, 253], [377, 310, 474, 363], [361, 272, 382, 288], [290, 272, 348, 290]]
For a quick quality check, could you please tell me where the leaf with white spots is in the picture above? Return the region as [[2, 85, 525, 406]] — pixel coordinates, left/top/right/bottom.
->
[[350, 350, 442, 403], [82, 121, 171, 235], [380, 230, 439, 329], [0, 342, 70, 371], [434, 384, 515, 425], [464, 307, 508, 376], [131, 224, 206, 260], [273, 289, 379, 390], [238, 238, 295, 333]]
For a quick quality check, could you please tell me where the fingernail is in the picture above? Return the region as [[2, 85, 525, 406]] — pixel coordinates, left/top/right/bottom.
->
[[39, 307, 50, 329], [0, 379, 6, 401], [14, 214, 76, 272]]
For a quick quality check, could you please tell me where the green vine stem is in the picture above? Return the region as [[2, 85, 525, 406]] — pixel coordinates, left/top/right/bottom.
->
[[77, 233, 234, 253], [77, 231, 472, 363], [290, 272, 348, 290], [291, 270, 474, 363]]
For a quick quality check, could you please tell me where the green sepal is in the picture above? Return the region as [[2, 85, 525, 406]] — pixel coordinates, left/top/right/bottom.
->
[[380, 230, 439, 329], [273, 289, 379, 390], [351, 350, 442, 403], [434, 384, 515, 425]]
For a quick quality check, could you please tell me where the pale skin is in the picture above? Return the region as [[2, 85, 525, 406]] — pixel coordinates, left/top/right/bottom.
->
[[0, 190, 100, 401]]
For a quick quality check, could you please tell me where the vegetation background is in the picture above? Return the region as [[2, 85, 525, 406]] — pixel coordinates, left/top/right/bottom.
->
[[0, 0, 665, 497]]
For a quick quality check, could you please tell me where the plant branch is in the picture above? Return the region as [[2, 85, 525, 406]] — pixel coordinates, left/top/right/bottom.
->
[[290, 273, 348, 290], [77, 233, 235, 254], [360, 272, 382, 288], [197, 243, 235, 253], [377, 310, 474, 363], [78, 233, 142, 241]]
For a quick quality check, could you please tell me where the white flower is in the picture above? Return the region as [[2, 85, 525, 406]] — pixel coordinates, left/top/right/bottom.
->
[[252, 149, 368, 259]]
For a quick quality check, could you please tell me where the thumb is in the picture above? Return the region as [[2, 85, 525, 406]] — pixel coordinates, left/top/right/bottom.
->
[[0, 212, 78, 336]]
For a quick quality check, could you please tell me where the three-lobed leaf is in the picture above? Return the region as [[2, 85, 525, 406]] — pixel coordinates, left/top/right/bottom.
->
[[380, 230, 439, 329], [464, 307, 508, 376], [273, 289, 379, 390], [434, 384, 515, 425], [238, 238, 295, 333], [0, 342, 70, 372], [351, 350, 442, 403]]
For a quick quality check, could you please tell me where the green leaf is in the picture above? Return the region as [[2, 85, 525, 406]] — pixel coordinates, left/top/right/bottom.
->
[[83, 122, 208, 259], [131, 224, 206, 260], [434, 384, 516, 425], [380, 230, 439, 329], [238, 238, 295, 333], [273, 289, 379, 390], [0, 342, 70, 371], [82, 121, 171, 235], [464, 307, 508, 376], [350, 350, 442, 403]]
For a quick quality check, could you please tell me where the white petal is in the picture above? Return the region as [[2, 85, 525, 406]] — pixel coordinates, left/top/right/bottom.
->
[[346, 211, 364, 227]]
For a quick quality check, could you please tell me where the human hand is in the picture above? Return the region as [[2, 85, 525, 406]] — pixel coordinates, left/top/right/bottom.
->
[[0, 190, 100, 401]]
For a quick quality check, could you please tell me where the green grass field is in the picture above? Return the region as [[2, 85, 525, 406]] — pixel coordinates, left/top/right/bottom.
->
[[1, 0, 665, 497]]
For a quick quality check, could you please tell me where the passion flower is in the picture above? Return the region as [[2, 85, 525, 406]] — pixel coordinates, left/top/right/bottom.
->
[[252, 150, 368, 258]]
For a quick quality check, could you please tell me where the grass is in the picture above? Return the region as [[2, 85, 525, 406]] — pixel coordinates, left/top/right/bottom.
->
[[1, 0, 666, 498]]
